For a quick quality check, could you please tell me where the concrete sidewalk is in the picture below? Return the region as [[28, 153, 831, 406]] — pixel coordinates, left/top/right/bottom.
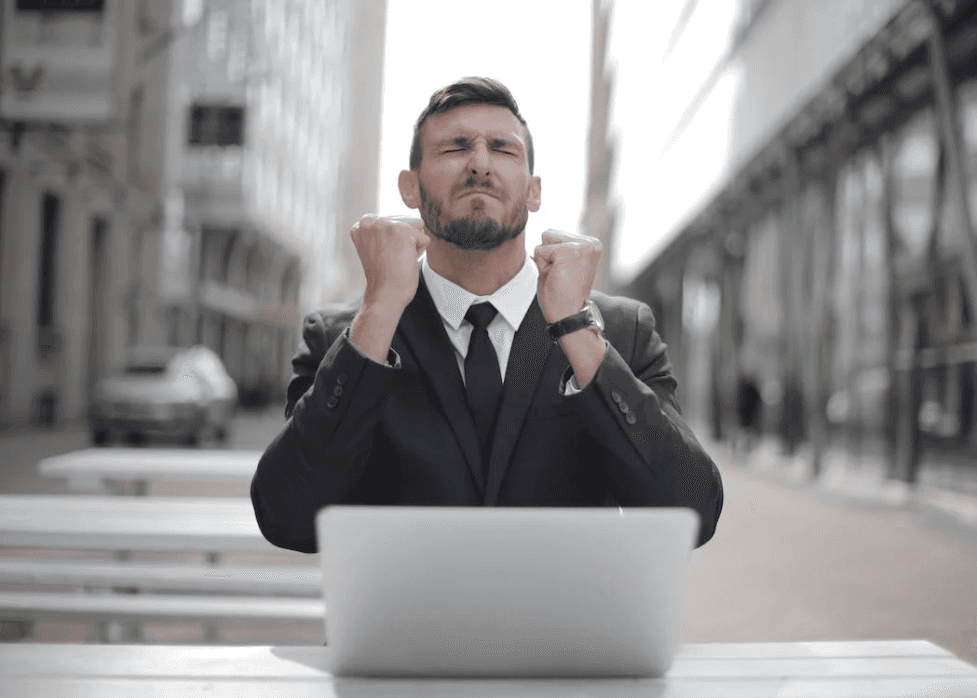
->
[[706, 434, 977, 532]]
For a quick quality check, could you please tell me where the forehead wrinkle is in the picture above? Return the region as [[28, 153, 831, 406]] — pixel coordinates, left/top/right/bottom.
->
[[429, 120, 526, 144], [430, 133, 525, 154]]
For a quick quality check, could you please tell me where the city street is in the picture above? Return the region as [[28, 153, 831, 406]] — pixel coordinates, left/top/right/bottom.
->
[[681, 444, 977, 665], [1, 414, 975, 664]]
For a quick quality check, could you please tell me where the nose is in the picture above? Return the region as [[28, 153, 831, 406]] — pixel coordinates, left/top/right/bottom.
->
[[468, 141, 490, 177]]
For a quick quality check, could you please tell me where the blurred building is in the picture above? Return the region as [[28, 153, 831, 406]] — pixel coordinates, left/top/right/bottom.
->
[[0, 0, 151, 428], [163, 0, 386, 405], [0, 0, 387, 429], [580, 0, 617, 293], [598, 0, 977, 486]]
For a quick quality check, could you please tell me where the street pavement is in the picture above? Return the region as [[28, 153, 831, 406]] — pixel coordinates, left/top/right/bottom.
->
[[1, 412, 975, 665], [683, 438, 977, 666]]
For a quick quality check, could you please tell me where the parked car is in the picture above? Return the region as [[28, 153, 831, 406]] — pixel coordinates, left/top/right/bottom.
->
[[89, 345, 238, 447]]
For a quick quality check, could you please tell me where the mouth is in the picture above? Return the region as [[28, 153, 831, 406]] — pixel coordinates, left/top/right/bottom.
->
[[459, 190, 498, 201]]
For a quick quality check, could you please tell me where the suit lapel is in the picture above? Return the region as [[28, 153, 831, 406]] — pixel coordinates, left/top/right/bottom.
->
[[484, 298, 565, 505], [395, 272, 484, 491]]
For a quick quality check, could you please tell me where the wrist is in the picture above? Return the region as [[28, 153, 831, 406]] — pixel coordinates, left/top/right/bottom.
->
[[362, 288, 411, 316], [547, 300, 603, 343], [350, 303, 403, 363], [559, 331, 606, 388], [358, 298, 405, 323]]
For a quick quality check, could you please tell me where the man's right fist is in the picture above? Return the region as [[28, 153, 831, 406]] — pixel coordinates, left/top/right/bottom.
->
[[351, 215, 431, 313]]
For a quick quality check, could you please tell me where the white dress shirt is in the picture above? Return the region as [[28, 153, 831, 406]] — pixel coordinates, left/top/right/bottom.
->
[[346, 253, 587, 393], [421, 253, 538, 386]]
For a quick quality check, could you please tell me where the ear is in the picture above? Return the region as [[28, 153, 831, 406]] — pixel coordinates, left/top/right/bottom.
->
[[527, 175, 542, 213], [399, 170, 421, 210]]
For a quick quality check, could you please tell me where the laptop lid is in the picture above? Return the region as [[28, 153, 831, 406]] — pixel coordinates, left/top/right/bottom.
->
[[315, 506, 699, 678]]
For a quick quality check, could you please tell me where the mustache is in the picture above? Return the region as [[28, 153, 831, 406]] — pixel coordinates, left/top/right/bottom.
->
[[461, 175, 493, 190]]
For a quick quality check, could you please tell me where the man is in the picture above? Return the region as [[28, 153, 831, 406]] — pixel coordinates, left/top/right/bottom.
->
[[251, 77, 723, 553]]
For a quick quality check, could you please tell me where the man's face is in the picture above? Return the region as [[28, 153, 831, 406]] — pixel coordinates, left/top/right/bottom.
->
[[400, 105, 541, 252]]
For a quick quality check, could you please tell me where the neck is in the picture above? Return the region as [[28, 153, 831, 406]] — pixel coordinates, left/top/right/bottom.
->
[[426, 234, 527, 296]]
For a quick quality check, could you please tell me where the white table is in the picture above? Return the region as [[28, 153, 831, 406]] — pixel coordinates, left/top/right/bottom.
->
[[0, 640, 975, 697], [0, 495, 285, 555], [38, 449, 262, 494]]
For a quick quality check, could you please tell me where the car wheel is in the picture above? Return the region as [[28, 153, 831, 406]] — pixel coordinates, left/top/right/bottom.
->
[[214, 424, 230, 443], [92, 429, 110, 446], [185, 430, 200, 448]]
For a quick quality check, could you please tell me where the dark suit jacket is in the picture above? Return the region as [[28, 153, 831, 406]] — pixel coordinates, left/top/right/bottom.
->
[[251, 272, 723, 553]]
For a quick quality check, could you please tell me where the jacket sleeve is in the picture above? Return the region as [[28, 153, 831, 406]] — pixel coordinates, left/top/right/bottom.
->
[[250, 307, 399, 553], [565, 298, 723, 547]]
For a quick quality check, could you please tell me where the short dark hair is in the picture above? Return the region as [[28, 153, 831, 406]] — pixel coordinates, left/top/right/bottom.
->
[[409, 77, 534, 174]]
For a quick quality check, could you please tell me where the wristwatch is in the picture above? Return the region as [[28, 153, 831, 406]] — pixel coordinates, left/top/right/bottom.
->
[[547, 300, 604, 342]]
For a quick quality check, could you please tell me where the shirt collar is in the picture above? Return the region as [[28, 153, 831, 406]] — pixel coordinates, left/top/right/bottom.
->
[[421, 252, 539, 332]]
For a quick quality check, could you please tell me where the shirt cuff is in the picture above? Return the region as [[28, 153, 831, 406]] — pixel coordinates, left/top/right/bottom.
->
[[564, 375, 583, 395]]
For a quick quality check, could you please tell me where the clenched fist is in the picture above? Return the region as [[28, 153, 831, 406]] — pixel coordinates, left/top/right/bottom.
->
[[351, 215, 431, 314], [533, 230, 602, 323]]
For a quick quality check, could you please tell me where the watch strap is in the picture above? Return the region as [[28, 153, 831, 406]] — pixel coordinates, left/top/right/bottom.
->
[[547, 305, 598, 342]]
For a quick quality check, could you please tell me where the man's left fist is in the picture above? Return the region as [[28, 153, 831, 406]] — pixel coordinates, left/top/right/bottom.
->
[[533, 230, 602, 324]]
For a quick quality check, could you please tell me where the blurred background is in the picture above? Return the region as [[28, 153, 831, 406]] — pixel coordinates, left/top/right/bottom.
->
[[1, 0, 976, 482], [0, 0, 976, 660]]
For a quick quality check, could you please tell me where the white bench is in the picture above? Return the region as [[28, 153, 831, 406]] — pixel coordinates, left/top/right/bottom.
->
[[38, 448, 262, 495], [0, 592, 324, 628], [0, 495, 321, 642], [0, 558, 321, 596], [0, 494, 285, 555]]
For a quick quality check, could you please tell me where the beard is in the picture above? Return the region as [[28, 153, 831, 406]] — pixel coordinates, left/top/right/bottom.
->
[[419, 184, 528, 252]]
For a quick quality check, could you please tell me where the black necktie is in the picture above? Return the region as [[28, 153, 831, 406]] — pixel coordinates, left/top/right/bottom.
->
[[464, 302, 503, 480]]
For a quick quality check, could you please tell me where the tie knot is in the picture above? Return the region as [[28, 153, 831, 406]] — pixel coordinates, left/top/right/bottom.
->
[[465, 302, 497, 329]]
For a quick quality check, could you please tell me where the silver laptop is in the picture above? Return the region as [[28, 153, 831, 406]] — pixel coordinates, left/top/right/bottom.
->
[[314, 506, 699, 678]]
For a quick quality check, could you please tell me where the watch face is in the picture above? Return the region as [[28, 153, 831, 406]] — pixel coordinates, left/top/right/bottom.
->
[[588, 301, 604, 331]]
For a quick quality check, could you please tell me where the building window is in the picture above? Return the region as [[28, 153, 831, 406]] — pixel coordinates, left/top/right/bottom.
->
[[188, 104, 245, 146], [244, 247, 259, 294], [16, 0, 104, 10], [37, 193, 60, 328], [127, 85, 144, 183], [220, 231, 238, 284], [167, 306, 181, 346], [280, 261, 299, 305], [0, 170, 6, 307], [126, 284, 139, 348]]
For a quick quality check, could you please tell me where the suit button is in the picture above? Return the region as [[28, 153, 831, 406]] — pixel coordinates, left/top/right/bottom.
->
[[326, 396, 339, 409], [626, 412, 637, 425], [611, 390, 622, 404], [332, 385, 343, 397], [618, 401, 629, 414], [336, 372, 348, 385]]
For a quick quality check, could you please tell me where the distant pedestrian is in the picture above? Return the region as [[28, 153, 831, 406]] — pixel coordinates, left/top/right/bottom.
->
[[779, 376, 804, 456], [736, 375, 762, 452]]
